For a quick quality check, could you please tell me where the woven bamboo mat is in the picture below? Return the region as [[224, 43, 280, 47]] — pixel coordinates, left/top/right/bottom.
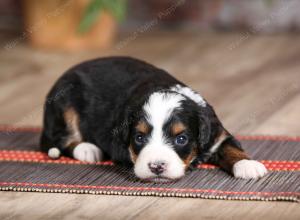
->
[[0, 126, 299, 202]]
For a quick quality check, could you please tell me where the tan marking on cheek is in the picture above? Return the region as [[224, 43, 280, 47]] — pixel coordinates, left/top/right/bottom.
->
[[183, 147, 197, 167], [171, 122, 186, 136], [135, 121, 149, 134], [64, 107, 82, 147], [129, 144, 137, 163]]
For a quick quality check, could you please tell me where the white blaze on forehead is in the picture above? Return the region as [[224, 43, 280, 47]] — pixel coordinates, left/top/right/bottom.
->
[[143, 92, 184, 136], [170, 84, 206, 107]]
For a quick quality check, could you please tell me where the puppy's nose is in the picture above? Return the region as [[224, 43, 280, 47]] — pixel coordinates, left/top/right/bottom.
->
[[148, 161, 166, 175]]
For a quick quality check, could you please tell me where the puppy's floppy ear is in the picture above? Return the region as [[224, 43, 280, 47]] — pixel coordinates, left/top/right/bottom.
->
[[194, 105, 225, 164], [198, 113, 211, 147], [112, 106, 133, 148], [110, 106, 134, 164], [189, 112, 212, 169]]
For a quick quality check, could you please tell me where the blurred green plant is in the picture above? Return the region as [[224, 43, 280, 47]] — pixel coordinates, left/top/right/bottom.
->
[[78, 0, 127, 33], [265, 0, 274, 6]]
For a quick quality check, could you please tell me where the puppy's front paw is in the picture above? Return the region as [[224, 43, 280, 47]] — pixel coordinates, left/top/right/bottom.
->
[[73, 142, 103, 163], [233, 159, 267, 179]]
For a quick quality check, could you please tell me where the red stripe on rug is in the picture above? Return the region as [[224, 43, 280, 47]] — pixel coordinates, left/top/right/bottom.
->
[[0, 150, 299, 171], [0, 181, 299, 196], [0, 150, 113, 166]]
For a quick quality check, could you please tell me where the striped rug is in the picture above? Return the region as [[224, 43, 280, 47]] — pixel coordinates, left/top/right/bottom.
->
[[0, 126, 299, 202]]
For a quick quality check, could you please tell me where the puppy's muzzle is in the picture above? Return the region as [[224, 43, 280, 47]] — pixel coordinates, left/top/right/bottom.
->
[[148, 161, 167, 175]]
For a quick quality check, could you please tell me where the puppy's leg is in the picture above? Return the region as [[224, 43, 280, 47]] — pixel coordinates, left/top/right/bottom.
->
[[40, 106, 70, 159], [41, 106, 103, 162], [211, 137, 268, 179]]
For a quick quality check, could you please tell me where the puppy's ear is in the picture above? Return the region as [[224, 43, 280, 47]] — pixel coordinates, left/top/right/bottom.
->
[[110, 107, 134, 164], [194, 105, 225, 163], [112, 106, 133, 148], [198, 114, 211, 147], [189, 113, 212, 169]]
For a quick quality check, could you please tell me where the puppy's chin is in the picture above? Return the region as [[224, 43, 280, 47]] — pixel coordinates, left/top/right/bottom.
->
[[139, 176, 182, 183]]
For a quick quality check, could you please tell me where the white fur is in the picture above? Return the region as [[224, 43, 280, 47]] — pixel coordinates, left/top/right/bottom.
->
[[134, 145, 185, 179], [73, 142, 103, 163], [170, 84, 206, 107], [209, 137, 225, 154], [48, 147, 61, 159], [143, 92, 184, 129], [233, 159, 268, 179], [134, 92, 186, 179]]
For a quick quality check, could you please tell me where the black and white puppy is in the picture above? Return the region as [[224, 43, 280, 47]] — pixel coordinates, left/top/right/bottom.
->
[[41, 57, 267, 182]]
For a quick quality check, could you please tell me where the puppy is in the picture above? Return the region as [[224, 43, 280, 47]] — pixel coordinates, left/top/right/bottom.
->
[[41, 56, 267, 182]]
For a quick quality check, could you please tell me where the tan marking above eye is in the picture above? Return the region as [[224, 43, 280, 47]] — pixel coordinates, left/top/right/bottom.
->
[[171, 122, 186, 136], [135, 120, 150, 134]]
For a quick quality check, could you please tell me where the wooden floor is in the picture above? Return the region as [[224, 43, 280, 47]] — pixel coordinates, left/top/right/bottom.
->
[[0, 31, 299, 219]]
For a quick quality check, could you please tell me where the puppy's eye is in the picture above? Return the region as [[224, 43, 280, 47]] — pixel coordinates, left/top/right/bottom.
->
[[134, 133, 147, 145], [175, 134, 188, 146]]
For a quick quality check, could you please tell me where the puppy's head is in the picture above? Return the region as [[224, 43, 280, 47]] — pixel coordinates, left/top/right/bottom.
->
[[126, 91, 217, 183]]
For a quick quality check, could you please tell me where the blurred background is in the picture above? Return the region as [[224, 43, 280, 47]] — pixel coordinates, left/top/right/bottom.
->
[[1, 0, 300, 136]]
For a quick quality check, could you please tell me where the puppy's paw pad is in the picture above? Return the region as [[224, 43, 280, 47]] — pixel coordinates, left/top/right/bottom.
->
[[233, 160, 267, 179], [73, 143, 103, 163]]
